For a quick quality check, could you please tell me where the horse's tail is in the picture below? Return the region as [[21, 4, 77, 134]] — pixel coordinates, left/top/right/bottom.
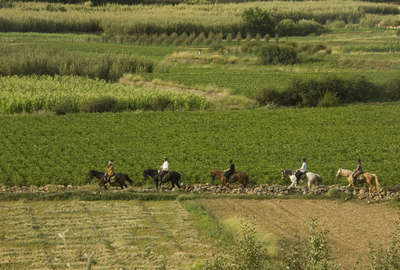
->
[[244, 173, 249, 187], [373, 174, 380, 192]]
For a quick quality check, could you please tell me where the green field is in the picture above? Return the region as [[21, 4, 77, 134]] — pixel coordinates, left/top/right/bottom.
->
[[1, 104, 399, 186]]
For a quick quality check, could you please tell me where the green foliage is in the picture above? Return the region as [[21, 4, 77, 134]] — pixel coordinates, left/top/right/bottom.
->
[[256, 87, 282, 106], [205, 222, 271, 270], [280, 218, 338, 270], [369, 214, 400, 270], [241, 7, 276, 36], [0, 76, 209, 113], [1, 105, 400, 186], [257, 44, 298, 65], [0, 47, 153, 81]]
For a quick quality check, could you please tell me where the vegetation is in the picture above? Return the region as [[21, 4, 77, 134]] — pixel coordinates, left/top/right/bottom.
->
[[0, 75, 209, 113], [0, 104, 399, 186]]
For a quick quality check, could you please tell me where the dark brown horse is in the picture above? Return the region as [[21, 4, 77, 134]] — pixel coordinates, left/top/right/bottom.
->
[[143, 169, 181, 191], [210, 170, 249, 187], [87, 170, 133, 190]]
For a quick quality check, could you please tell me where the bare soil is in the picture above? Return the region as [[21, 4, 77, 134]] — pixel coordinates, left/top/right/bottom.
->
[[200, 199, 398, 270]]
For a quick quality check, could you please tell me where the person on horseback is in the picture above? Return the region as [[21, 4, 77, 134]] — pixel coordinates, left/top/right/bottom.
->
[[224, 159, 235, 184], [295, 158, 307, 183], [352, 158, 363, 184], [104, 160, 115, 183], [159, 157, 169, 183]]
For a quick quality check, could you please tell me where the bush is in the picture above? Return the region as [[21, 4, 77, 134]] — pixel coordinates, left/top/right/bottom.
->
[[285, 76, 379, 107], [369, 215, 400, 270], [80, 96, 120, 113], [205, 222, 271, 270], [256, 87, 282, 106], [241, 7, 276, 36], [275, 19, 297, 37], [318, 91, 340, 107], [53, 99, 79, 114], [257, 44, 298, 65], [384, 79, 400, 101], [280, 218, 338, 270]]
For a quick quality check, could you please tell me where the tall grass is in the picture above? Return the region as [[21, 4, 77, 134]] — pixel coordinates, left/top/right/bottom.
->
[[0, 46, 153, 81], [0, 1, 398, 35], [0, 75, 210, 113]]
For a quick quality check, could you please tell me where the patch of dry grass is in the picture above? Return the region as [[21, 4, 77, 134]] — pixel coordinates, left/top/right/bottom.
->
[[0, 200, 214, 269]]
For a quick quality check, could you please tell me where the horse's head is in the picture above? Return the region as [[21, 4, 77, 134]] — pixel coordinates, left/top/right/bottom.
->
[[336, 168, 342, 178], [210, 171, 216, 181], [87, 170, 94, 180]]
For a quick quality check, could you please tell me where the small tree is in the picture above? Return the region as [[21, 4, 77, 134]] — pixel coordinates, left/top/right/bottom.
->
[[242, 7, 275, 36]]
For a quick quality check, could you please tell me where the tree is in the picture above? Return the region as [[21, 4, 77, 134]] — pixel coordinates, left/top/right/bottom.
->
[[241, 7, 275, 36]]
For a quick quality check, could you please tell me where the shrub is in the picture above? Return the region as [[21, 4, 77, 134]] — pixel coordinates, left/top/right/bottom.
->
[[275, 19, 297, 37], [298, 43, 327, 54], [296, 19, 325, 36], [318, 91, 340, 107], [384, 79, 400, 101], [0, 0, 12, 8], [285, 76, 380, 107], [281, 218, 337, 270], [256, 87, 282, 106], [80, 96, 120, 113], [53, 99, 79, 114], [369, 214, 400, 270], [242, 7, 275, 36], [205, 222, 271, 270], [257, 44, 298, 65]]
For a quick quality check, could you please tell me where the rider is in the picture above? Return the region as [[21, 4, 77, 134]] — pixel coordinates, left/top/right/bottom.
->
[[104, 160, 115, 183], [224, 159, 235, 184], [352, 158, 363, 184], [295, 157, 307, 183], [159, 157, 169, 182]]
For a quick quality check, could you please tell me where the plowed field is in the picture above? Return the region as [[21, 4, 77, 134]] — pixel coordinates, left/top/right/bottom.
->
[[201, 199, 398, 269]]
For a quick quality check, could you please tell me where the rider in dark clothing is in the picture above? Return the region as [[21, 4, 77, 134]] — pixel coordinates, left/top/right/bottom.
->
[[352, 158, 363, 184], [224, 159, 235, 184]]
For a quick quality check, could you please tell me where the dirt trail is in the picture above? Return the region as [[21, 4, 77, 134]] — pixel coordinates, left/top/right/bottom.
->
[[200, 199, 398, 270]]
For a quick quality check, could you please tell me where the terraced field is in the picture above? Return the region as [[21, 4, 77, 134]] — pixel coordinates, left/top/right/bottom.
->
[[0, 200, 214, 269]]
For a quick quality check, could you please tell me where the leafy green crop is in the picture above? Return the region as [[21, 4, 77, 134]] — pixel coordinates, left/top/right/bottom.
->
[[1, 104, 399, 186]]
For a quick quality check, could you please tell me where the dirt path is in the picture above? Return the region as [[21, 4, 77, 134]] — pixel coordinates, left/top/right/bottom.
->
[[200, 199, 398, 269]]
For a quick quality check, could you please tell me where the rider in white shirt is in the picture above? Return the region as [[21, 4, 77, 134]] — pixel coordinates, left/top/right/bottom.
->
[[295, 158, 307, 183], [159, 157, 169, 182]]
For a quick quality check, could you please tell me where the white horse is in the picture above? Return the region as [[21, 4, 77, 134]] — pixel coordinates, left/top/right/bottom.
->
[[281, 168, 322, 190]]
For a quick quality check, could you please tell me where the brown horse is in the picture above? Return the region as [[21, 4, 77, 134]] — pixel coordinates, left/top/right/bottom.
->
[[336, 168, 380, 193], [210, 170, 249, 187]]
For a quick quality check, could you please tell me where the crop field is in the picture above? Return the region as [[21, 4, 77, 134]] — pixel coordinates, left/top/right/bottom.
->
[[0, 200, 215, 269], [200, 199, 399, 269], [0, 198, 398, 269], [1, 104, 400, 186]]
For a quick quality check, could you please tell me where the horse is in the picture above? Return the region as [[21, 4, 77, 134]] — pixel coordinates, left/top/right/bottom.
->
[[281, 169, 322, 191], [143, 169, 181, 190], [280, 168, 295, 180], [87, 170, 133, 190], [336, 168, 380, 193], [210, 170, 249, 187]]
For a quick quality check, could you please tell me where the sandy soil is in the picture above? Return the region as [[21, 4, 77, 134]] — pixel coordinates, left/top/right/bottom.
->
[[200, 199, 398, 270]]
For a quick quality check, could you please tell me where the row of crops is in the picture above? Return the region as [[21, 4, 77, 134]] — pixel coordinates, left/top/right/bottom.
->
[[0, 76, 209, 113], [1, 104, 399, 186], [0, 1, 399, 35]]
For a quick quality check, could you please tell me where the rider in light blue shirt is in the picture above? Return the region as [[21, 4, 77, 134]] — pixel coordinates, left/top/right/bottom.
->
[[295, 158, 307, 183]]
